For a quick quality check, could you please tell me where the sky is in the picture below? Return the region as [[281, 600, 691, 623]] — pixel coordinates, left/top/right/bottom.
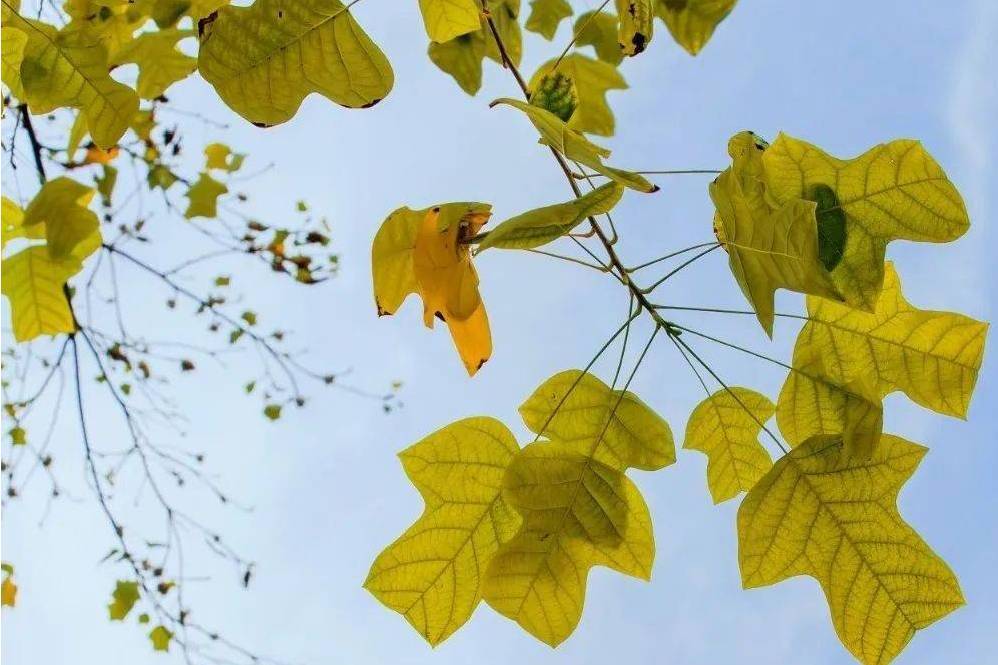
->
[[2, 0, 997, 663]]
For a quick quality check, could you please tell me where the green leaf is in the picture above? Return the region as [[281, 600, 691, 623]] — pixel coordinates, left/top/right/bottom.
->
[[263, 404, 282, 420], [762, 132, 970, 310], [683, 388, 774, 503], [9, 426, 27, 446], [204, 143, 245, 173], [528, 53, 626, 137], [22, 177, 100, 259], [493, 97, 658, 193], [525, 0, 572, 40], [478, 182, 624, 250], [197, 0, 394, 127], [739, 434, 963, 665], [365, 417, 521, 645], [654, 0, 737, 56], [107, 580, 140, 621], [0, 25, 28, 99], [184, 173, 227, 219], [1, 3, 139, 148]]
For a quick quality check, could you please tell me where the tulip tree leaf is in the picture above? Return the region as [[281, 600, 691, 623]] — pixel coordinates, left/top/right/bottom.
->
[[683, 388, 774, 504], [184, 173, 228, 219], [762, 133, 970, 310], [493, 97, 658, 193], [574, 10, 624, 65], [482, 370, 675, 646], [525, 0, 572, 40], [111, 28, 197, 99], [738, 434, 964, 665], [478, 182, 624, 250], [427, 0, 521, 96], [1, 247, 82, 342], [149, 625, 173, 651], [529, 54, 626, 137], [419, 0, 481, 43], [197, 0, 394, 127], [776, 262, 988, 455], [0, 26, 28, 99], [107, 580, 140, 621], [710, 132, 842, 336], [615, 0, 654, 57], [365, 417, 521, 645], [1, 2, 139, 148], [654, 0, 737, 56]]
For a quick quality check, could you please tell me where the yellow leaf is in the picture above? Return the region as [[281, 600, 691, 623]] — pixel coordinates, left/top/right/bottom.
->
[[574, 10, 623, 66], [184, 173, 227, 219], [149, 625, 173, 651], [477, 182, 623, 250], [528, 53, 626, 137], [615, 0, 654, 56], [204, 143, 245, 172], [197, 0, 394, 127], [762, 133, 970, 310], [1, 25, 28, 99], [738, 434, 964, 665], [1, 564, 17, 607], [1, 247, 81, 342], [110, 28, 197, 99], [2, 3, 139, 149], [365, 417, 521, 645], [1, 197, 42, 249], [683, 388, 774, 504], [427, 0, 520, 96], [20, 177, 99, 259], [372, 202, 493, 375], [710, 133, 841, 336], [776, 263, 988, 454], [493, 97, 658, 193], [525, 0, 572, 40], [654, 0, 737, 56], [419, 0, 481, 43], [482, 370, 674, 645], [107, 580, 140, 621]]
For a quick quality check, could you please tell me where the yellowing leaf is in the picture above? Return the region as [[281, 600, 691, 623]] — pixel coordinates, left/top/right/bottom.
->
[[1, 564, 17, 607], [615, 0, 654, 56], [1, 26, 28, 98], [529, 54, 626, 137], [1, 197, 41, 249], [111, 28, 197, 99], [683, 388, 774, 504], [372, 202, 493, 375], [483, 370, 674, 645], [427, 0, 521, 96], [738, 434, 963, 665], [525, 0, 572, 40], [365, 417, 521, 645], [197, 0, 394, 127], [149, 625, 173, 651], [21, 177, 99, 258], [654, 0, 737, 55], [204, 143, 245, 172], [184, 173, 227, 219], [478, 182, 623, 250], [107, 580, 140, 621], [710, 136, 841, 336], [1, 247, 81, 342], [762, 133, 970, 310], [484, 440, 655, 646], [574, 10, 623, 66], [493, 97, 658, 193], [2, 4, 139, 148], [419, 0, 481, 43], [777, 263, 988, 454]]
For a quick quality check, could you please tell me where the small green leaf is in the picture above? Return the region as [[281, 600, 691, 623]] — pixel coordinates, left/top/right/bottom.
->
[[107, 580, 140, 621], [149, 625, 173, 652], [263, 404, 282, 420]]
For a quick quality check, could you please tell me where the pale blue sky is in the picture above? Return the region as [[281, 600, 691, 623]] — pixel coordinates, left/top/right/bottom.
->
[[2, 1, 996, 663]]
